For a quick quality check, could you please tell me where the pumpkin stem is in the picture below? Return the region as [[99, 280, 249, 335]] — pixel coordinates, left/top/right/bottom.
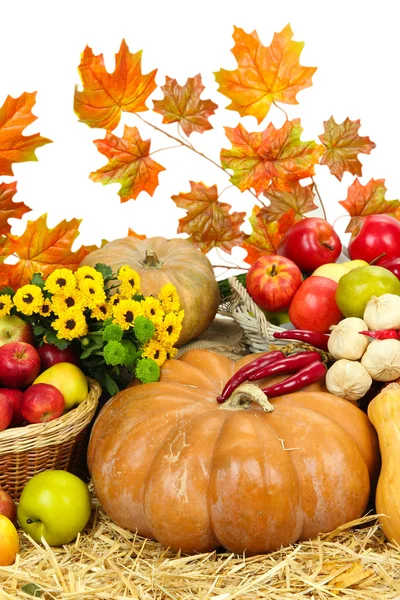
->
[[219, 383, 275, 412], [142, 249, 162, 268]]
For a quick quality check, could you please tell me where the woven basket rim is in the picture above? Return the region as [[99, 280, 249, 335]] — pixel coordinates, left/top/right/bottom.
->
[[0, 377, 101, 452]]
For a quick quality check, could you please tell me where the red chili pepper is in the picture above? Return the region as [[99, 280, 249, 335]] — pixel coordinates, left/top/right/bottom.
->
[[247, 351, 322, 381], [261, 360, 327, 397], [216, 350, 284, 404], [273, 329, 330, 351], [360, 330, 399, 340]]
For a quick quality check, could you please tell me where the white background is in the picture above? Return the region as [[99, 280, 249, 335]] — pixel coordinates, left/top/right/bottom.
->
[[0, 0, 399, 274]]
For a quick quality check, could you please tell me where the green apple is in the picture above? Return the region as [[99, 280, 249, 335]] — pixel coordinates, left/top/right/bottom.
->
[[33, 362, 88, 411], [336, 265, 400, 317], [17, 470, 91, 546], [261, 309, 291, 326]]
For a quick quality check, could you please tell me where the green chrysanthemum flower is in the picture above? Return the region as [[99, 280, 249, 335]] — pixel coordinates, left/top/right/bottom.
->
[[102, 323, 123, 342], [135, 357, 160, 384], [134, 315, 155, 345], [103, 340, 126, 366], [120, 340, 138, 366]]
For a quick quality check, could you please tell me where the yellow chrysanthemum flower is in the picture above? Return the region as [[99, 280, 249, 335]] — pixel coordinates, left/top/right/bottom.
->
[[165, 345, 179, 360], [51, 289, 86, 315], [45, 269, 77, 295], [38, 299, 52, 317], [108, 293, 123, 310], [13, 285, 44, 315], [52, 308, 88, 341], [75, 265, 104, 286], [156, 312, 183, 347], [142, 339, 167, 367], [118, 266, 141, 295], [0, 295, 13, 317], [141, 297, 164, 325], [79, 279, 106, 309], [158, 283, 180, 313], [112, 299, 143, 330], [91, 302, 112, 321]]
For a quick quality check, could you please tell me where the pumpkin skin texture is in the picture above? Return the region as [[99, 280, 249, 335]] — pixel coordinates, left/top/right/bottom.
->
[[88, 350, 379, 555], [80, 236, 220, 345], [368, 384, 400, 544]]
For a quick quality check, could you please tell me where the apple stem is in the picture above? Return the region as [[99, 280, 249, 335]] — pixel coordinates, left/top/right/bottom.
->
[[26, 518, 41, 524], [270, 264, 278, 277], [311, 177, 327, 221], [370, 252, 386, 265], [321, 242, 335, 251]]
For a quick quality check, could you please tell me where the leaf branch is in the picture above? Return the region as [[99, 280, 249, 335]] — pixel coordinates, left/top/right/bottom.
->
[[311, 176, 327, 220]]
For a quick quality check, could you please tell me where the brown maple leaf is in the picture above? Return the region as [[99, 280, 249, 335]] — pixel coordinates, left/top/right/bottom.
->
[[263, 181, 317, 222], [319, 117, 376, 181], [74, 40, 157, 130], [153, 74, 218, 136], [171, 181, 246, 253], [215, 24, 316, 123], [221, 119, 323, 195], [128, 228, 146, 239], [241, 207, 296, 265], [0, 214, 92, 289], [90, 126, 165, 202], [339, 178, 400, 233], [0, 182, 31, 235], [0, 92, 52, 176]]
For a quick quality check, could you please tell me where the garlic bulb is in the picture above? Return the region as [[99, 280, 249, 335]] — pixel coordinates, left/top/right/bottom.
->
[[363, 294, 400, 331], [328, 317, 369, 360], [326, 359, 372, 402], [361, 339, 400, 381]]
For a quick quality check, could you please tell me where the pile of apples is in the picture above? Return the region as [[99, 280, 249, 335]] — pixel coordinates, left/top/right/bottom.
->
[[246, 214, 400, 332], [0, 316, 87, 432]]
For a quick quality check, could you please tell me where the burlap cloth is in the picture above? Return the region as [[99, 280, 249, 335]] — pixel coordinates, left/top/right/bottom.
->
[[177, 315, 249, 359]]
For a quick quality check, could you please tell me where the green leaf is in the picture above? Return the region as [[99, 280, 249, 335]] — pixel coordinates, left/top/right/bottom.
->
[[0, 285, 14, 296], [31, 272, 46, 289], [95, 263, 113, 279], [43, 330, 70, 350], [80, 342, 104, 360], [104, 371, 120, 396], [22, 583, 42, 597]]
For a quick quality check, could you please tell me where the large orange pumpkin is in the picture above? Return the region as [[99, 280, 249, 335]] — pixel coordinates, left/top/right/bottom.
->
[[88, 350, 379, 555], [80, 236, 220, 345]]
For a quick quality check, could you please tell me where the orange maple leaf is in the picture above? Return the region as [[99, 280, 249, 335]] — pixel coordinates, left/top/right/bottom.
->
[[241, 207, 296, 265], [339, 178, 400, 233], [0, 214, 92, 289], [74, 40, 157, 130], [319, 117, 376, 181], [153, 74, 218, 136], [90, 126, 165, 202], [221, 119, 323, 195], [128, 228, 146, 239], [0, 182, 31, 235], [171, 181, 246, 253], [215, 24, 316, 124], [0, 92, 52, 176], [263, 181, 318, 222]]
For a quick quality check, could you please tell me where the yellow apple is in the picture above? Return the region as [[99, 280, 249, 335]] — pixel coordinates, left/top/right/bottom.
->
[[33, 362, 88, 411], [0, 515, 19, 566], [311, 259, 369, 283]]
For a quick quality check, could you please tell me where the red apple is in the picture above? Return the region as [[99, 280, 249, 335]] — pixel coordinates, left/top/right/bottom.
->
[[0, 315, 34, 348], [0, 489, 17, 524], [246, 255, 302, 311], [289, 276, 343, 333], [277, 218, 342, 272], [37, 343, 80, 371], [0, 389, 23, 426], [379, 257, 400, 280], [0, 342, 41, 389], [21, 384, 65, 424], [348, 214, 400, 264], [0, 393, 13, 431]]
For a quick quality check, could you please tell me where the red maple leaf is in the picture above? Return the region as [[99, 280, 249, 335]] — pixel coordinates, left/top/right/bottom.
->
[[90, 126, 165, 202], [263, 181, 318, 222], [0, 182, 31, 235], [153, 74, 217, 136], [241, 207, 296, 265], [171, 181, 246, 253]]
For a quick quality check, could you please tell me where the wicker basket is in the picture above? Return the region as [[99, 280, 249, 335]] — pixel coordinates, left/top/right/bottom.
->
[[0, 377, 101, 500], [225, 276, 330, 355]]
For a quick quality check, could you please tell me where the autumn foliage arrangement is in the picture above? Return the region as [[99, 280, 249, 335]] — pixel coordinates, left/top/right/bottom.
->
[[0, 264, 183, 394], [0, 24, 398, 285]]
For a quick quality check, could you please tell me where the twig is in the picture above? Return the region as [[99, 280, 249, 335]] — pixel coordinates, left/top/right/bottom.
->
[[273, 101, 289, 121], [311, 176, 327, 220]]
